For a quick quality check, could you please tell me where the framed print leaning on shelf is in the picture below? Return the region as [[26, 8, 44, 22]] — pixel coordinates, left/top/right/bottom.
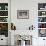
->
[[17, 10, 29, 19]]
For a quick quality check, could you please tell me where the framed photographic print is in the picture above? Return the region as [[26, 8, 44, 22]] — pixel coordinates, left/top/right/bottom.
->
[[17, 10, 29, 19]]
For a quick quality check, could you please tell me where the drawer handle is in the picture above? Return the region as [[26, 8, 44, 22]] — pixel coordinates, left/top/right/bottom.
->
[[43, 39, 45, 40], [1, 39, 3, 40]]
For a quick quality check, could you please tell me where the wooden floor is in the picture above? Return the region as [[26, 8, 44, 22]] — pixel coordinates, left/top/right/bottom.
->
[[0, 45, 8, 46]]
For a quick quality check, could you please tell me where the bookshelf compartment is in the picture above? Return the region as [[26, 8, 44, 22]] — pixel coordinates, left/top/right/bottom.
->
[[38, 23, 46, 28], [0, 23, 8, 37], [38, 17, 46, 22], [0, 11, 8, 16], [0, 17, 8, 22], [38, 29, 46, 37], [0, 3, 8, 10], [38, 11, 46, 16], [38, 3, 46, 10]]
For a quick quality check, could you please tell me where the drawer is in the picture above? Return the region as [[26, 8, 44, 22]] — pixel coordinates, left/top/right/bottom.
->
[[0, 37, 8, 45]]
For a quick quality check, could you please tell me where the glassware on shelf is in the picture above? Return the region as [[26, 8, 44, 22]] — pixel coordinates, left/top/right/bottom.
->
[[38, 11, 46, 16], [42, 12, 45, 15], [42, 11, 46, 16], [0, 11, 8, 16], [5, 6, 8, 10]]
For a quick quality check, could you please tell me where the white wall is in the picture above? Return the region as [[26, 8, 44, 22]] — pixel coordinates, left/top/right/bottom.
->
[[11, 0, 46, 46], [11, 0, 38, 30], [11, 0, 46, 30]]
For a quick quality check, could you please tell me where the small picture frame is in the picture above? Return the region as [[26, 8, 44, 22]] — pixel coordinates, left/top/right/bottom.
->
[[17, 10, 29, 19]]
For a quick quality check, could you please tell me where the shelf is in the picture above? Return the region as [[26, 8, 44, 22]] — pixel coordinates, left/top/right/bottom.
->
[[0, 10, 8, 11], [38, 22, 46, 23], [0, 16, 8, 17], [38, 15, 46, 17], [38, 10, 46, 11], [38, 28, 46, 29], [0, 22, 8, 23]]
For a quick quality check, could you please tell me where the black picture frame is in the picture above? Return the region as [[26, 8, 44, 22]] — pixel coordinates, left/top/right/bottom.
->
[[17, 10, 29, 19]]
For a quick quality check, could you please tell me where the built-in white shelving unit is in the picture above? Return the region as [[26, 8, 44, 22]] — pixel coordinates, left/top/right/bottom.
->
[[38, 3, 46, 37], [0, 3, 8, 37]]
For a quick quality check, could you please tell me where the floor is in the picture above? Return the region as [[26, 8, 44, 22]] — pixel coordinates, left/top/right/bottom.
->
[[0, 45, 8, 46]]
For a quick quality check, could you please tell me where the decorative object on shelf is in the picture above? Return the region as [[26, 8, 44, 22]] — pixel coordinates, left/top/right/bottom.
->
[[29, 25, 35, 30], [38, 3, 46, 10], [38, 17, 46, 22], [0, 23, 8, 30], [38, 17, 43, 22], [5, 6, 8, 10], [0, 17, 8, 22], [11, 23, 16, 30], [39, 29, 46, 37], [38, 23, 46, 28], [17, 10, 29, 19], [38, 11, 46, 16], [42, 12, 45, 15], [40, 8, 45, 10], [0, 11, 8, 16]]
